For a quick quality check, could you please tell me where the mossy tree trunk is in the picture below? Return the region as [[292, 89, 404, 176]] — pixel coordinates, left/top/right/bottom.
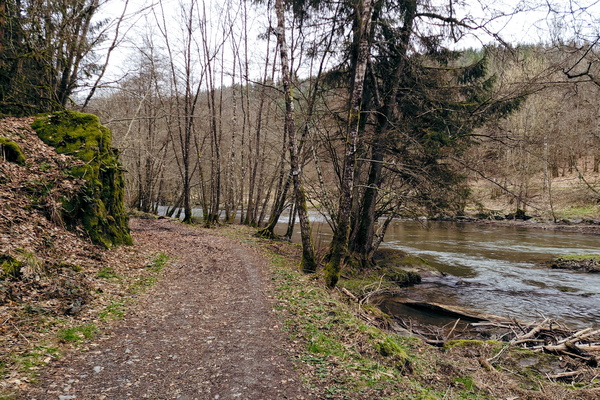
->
[[274, 0, 317, 273], [0, 0, 103, 116], [325, 0, 375, 288]]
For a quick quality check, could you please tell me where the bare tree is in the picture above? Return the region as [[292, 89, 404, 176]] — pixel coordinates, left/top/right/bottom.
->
[[273, 0, 317, 272]]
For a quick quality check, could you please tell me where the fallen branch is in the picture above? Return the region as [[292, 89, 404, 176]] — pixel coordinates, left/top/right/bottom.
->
[[547, 371, 582, 380], [511, 318, 549, 344], [557, 328, 600, 345], [542, 343, 600, 353], [338, 287, 358, 302]]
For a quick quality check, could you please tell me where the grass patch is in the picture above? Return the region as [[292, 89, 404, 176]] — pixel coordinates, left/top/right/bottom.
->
[[557, 205, 600, 219], [96, 266, 120, 280], [98, 300, 126, 321], [146, 252, 169, 272], [130, 252, 170, 293], [268, 258, 428, 398], [57, 324, 97, 342], [1, 345, 59, 386]]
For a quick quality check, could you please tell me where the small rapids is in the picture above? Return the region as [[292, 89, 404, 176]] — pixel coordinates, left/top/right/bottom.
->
[[158, 206, 600, 328], [379, 221, 600, 329]]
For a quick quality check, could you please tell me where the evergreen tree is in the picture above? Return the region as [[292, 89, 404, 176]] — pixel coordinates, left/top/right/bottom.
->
[[0, 0, 102, 116]]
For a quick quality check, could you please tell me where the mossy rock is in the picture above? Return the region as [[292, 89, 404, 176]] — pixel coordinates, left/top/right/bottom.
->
[[32, 111, 132, 248], [544, 254, 600, 273], [374, 337, 412, 373], [374, 248, 442, 278], [0, 137, 26, 166], [380, 266, 422, 286]]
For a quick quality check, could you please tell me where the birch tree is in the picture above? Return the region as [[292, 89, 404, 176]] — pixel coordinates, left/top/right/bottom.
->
[[274, 0, 317, 272]]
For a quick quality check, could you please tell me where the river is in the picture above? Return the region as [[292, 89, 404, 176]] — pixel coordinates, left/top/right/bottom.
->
[[157, 206, 599, 328], [276, 218, 600, 328]]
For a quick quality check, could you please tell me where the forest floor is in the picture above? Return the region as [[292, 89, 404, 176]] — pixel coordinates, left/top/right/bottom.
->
[[3, 218, 598, 400], [14, 218, 315, 400]]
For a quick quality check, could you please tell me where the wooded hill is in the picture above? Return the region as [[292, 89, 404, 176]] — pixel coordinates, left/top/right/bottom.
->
[[91, 44, 600, 224], [2, 0, 599, 285]]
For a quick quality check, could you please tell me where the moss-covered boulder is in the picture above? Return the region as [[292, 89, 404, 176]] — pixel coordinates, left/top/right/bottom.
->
[[31, 111, 132, 248], [544, 254, 600, 273], [374, 248, 442, 278], [0, 137, 26, 165]]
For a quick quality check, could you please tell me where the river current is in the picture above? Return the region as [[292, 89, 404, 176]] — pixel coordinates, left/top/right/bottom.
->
[[278, 218, 600, 328], [157, 206, 599, 328]]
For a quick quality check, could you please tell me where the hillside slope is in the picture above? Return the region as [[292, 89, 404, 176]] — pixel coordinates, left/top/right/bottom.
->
[[0, 116, 146, 393]]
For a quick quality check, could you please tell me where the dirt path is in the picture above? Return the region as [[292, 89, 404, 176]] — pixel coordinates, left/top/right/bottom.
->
[[23, 219, 313, 400]]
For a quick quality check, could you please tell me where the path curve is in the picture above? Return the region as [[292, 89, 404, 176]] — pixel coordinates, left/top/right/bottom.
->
[[24, 219, 312, 400]]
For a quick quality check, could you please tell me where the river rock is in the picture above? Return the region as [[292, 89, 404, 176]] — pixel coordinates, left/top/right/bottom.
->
[[374, 248, 443, 278], [544, 256, 600, 273]]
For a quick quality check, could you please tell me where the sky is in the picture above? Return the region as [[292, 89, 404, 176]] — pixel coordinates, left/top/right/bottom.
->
[[88, 0, 600, 95]]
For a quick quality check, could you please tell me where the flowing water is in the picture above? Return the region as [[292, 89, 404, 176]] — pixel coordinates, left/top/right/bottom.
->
[[276, 218, 600, 328], [157, 206, 599, 328]]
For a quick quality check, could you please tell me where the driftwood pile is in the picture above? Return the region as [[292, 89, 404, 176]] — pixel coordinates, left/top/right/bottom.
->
[[508, 319, 599, 366], [394, 314, 600, 381], [338, 290, 600, 382]]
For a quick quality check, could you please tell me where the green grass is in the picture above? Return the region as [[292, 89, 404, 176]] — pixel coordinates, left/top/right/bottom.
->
[[96, 266, 120, 280], [557, 205, 600, 219], [269, 261, 426, 398], [130, 252, 170, 293], [2, 345, 59, 384], [558, 254, 600, 261], [98, 300, 126, 321], [57, 324, 97, 342], [146, 252, 169, 272]]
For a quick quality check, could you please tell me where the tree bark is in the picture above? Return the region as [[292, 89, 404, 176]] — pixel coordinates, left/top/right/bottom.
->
[[325, 0, 374, 288], [348, 0, 416, 267], [274, 0, 317, 272]]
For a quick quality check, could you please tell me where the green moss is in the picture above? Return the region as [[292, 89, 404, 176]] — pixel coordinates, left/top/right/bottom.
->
[[0, 251, 43, 280], [380, 266, 422, 285], [0, 137, 26, 166], [32, 111, 132, 248], [57, 262, 82, 272], [453, 375, 476, 391], [374, 248, 429, 268], [0, 255, 24, 279], [376, 337, 407, 357]]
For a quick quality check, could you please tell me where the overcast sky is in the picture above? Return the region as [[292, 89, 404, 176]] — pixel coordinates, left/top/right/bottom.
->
[[89, 0, 600, 94]]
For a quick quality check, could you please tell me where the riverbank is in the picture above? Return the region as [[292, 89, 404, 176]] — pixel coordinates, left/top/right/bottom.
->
[[3, 219, 599, 399], [467, 217, 600, 235]]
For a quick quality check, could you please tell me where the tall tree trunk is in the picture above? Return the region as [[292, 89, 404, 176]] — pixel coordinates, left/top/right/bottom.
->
[[325, 0, 374, 288], [348, 0, 416, 267], [274, 0, 317, 272]]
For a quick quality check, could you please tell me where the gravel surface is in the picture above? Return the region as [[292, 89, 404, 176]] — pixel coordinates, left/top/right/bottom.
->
[[23, 219, 313, 400]]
